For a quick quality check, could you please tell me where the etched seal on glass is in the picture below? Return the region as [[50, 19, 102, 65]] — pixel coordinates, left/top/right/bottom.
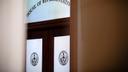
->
[[30, 52, 39, 66], [59, 50, 68, 66]]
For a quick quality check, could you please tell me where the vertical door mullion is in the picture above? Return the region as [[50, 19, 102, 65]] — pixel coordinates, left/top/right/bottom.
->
[[43, 33, 54, 72]]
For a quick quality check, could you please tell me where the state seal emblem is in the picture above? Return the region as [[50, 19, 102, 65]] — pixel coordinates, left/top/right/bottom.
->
[[30, 52, 39, 66], [59, 50, 68, 66]]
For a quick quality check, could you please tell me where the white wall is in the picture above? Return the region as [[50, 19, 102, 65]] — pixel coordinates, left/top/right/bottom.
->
[[0, 0, 25, 72]]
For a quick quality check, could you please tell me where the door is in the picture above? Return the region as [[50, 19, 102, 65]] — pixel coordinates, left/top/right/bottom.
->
[[26, 0, 77, 72]]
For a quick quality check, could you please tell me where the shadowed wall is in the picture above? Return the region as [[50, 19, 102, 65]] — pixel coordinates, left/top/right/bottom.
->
[[78, 0, 128, 72]]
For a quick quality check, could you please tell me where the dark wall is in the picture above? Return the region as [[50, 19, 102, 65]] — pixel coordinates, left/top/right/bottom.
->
[[78, 0, 128, 72]]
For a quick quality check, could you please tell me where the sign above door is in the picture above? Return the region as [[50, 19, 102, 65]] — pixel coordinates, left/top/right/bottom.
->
[[27, 0, 70, 23]]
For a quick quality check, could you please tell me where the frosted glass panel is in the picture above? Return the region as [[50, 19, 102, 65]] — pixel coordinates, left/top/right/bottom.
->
[[27, 0, 70, 23], [54, 36, 70, 72], [26, 39, 42, 72]]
